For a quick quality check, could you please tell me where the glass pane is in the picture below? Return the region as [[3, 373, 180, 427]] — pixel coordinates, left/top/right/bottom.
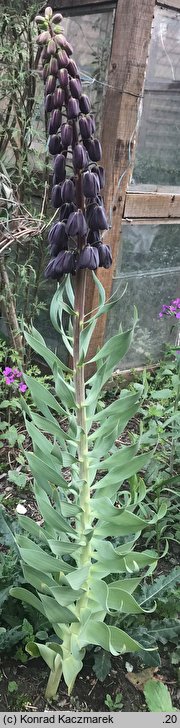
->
[[106, 224, 180, 369], [133, 6, 180, 185]]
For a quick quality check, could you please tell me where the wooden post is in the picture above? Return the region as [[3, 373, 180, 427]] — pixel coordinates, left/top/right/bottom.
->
[[85, 0, 155, 368]]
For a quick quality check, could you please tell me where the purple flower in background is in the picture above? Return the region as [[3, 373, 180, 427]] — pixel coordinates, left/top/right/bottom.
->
[[3, 367, 13, 376], [159, 298, 180, 319], [19, 383, 27, 393]]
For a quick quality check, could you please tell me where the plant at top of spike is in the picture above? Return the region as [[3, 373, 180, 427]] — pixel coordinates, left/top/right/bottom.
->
[[9, 6, 167, 701]]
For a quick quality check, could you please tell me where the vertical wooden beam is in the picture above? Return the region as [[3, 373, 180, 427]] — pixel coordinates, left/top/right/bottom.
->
[[85, 0, 155, 366]]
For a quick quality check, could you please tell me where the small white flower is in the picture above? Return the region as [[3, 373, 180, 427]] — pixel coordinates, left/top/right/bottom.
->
[[16, 504, 27, 515]]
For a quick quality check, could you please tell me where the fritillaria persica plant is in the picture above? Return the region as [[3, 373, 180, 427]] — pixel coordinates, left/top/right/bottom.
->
[[10, 7, 166, 698]]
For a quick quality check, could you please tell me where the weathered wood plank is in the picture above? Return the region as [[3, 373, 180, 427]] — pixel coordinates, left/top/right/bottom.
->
[[49, 0, 116, 14], [122, 217, 180, 224], [124, 191, 180, 219], [85, 0, 155, 365], [156, 0, 180, 10]]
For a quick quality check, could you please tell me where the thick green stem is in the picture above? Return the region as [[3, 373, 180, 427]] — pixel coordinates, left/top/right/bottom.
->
[[45, 656, 62, 700]]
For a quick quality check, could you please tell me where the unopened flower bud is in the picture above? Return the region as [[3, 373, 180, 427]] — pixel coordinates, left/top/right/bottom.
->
[[45, 75, 56, 95], [61, 122, 73, 148], [70, 78, 82, 99], [58, 68, 69, 88], [45, 93, 54, 113], [61, 179, 75, 203], [54, 153, 66, 183], [79, 116, 93, 140], [66, 209, 87, 238], [57, 49, 69, 68], [79, 94, 91, 114], [51, 184, 62, 208], [48, 109, 62, 135], [48, 221, 68, 255], [48, 134, 62, 155], [59, 202, 76, 222], [73, 143, 88, 171], [84, 138, 102, 162], [42, 63, 50, 81], [56, 34, 73, 56], [67, 59, 79, 78], [47, 39, 57, 56], [97, 243, 112, 269], [83, 171, 100, 198], [45, 6, 53, 20], [37, 30, 50, 44], [49, 56, 59, 76], [86, 203, 108, 231], [52, 13, 63, 23], [53, 88, 64, 109], [77, 245, 99, 271], [67, 98, 80, 119]]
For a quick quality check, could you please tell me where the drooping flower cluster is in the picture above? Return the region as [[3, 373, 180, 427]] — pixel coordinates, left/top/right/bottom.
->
[[3, 367, 27, 392], [159, 298, 180, 319], [36, 6, 112, 279]]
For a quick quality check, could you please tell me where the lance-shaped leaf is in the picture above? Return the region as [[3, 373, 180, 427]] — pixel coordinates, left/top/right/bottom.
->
[[62, 655, 83, 694], [34, 484, 77, 536], [38, 594, 79, 623], [47, 540, 81, 557], [26, 641, 62, 671], [17, 542, 74, 574], [18, 514, 48, 544], [10, 587, 46, 616], [25, 418, 55, 456], [64, 565, 89, 590], [90, 392, 140, 427], [27, 453, 69, 491], [24, 328, 72, 374], [54, 367, 76, 411], [78, 621, 152, 656], [89, 328, 133, 367], [91, 550, 157, 578], [26, 410, 67, 447], [24, 374, 66, 417], [50, 585, 84, 606], [22, 564, 58, 594]]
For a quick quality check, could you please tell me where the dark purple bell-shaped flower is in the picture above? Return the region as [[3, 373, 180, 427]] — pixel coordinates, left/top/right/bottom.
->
[[44, 258, 60, 280], [49, 57, 59, 76], [69, 78, 82, 99], [61, 122, 73, 148], [51, 184, 62, 208], [48, 222, 68, 256], [45, 75, 56, 95], [87, 230, 101, 245], [73, 144, 88, 171], [66, 209, 87, 238], [67, 59, 79, 78], [86, 203, 108, 231], [48, 134, 62, 156], [79, 95, 91, 114], [45, 251, 75, 279], [54, 153, 66, 183], [57, 49, 69, 68], [59, 202, 76, 222], [91, 165, 105, 189], [79, 116, 93, 140], [45, 93, 54, 113], [53, 88, 64, 109], [48, 109, 62, 135], [67, 98, 80, 120], [97, 243, 112, 269], [84, 138, 102, 162], [83, 171, 100, 199], [58, 68, 69, 88], [77, 245, 99, 271], [42, 63, 50, 81], [61, 179, 75, 203]]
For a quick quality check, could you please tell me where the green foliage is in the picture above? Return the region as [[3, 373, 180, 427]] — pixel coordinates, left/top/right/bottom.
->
[[143, 679, 176, 712], [105, 692, 123, 711], [93, 650, 112, 682]]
